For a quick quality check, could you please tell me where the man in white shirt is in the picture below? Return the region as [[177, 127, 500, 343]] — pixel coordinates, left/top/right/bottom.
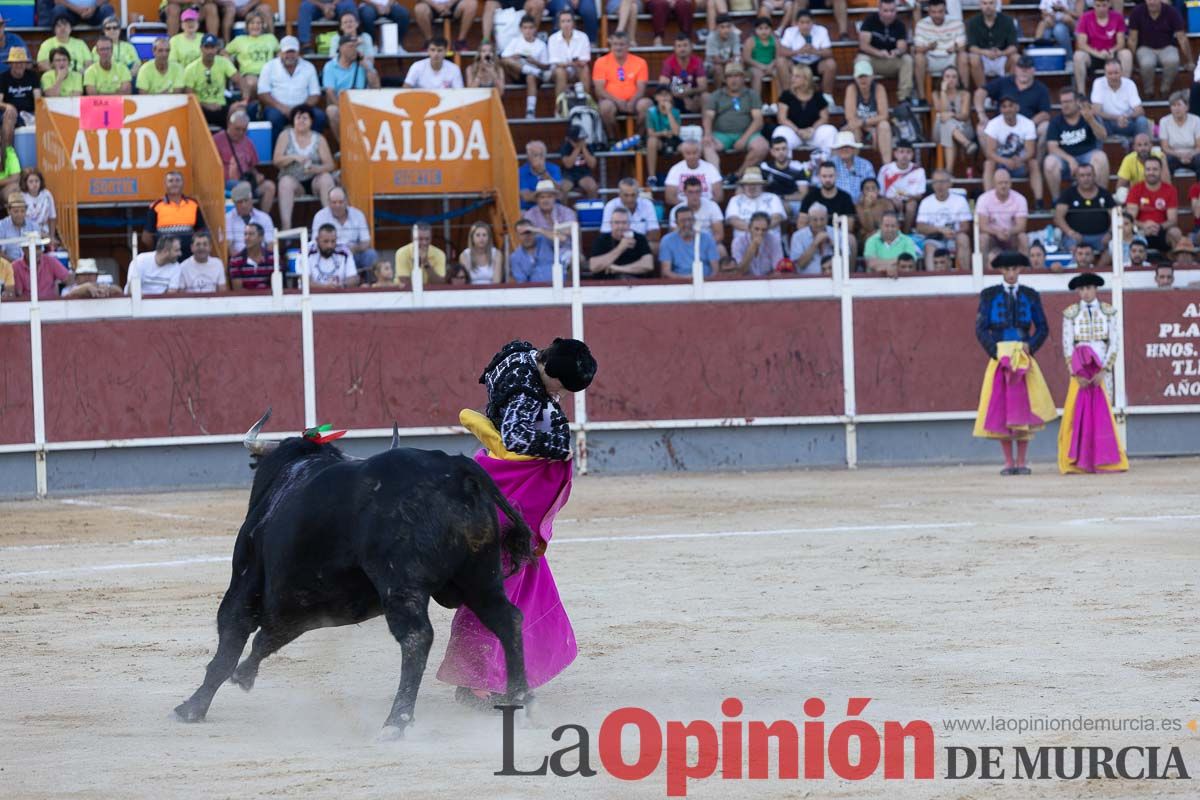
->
[[915, 169, 972, 271], [669, 176, 726, 248], [724, 167, 785, 252], [125, 236, 182, 295], [304, 224, 359, 287], [877, 139, 927, 231], [225, 182, 276, 254], [548, 7, 591, 97], [914, 0, 967, 98], [778, 11, 836, 99], [310, 187, 377, 276], [178, 231, 228, 293], [256, 36, 324, 141], [403, 37, 464, 90], [983, 95, 1041, 207], [1090, 58, 1150, 140], [664, 139, 725, 206], [600, 177, 660, 244], [501, 14, 550, 118]]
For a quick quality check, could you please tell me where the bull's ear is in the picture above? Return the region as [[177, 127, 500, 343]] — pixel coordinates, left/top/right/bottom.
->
[[391, 422, 400, 450]]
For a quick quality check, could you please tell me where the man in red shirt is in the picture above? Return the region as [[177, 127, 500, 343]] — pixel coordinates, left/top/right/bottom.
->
[[213, 110, 276, 214], [1125, 155, 1181, 254], [658, 33, 707, 113]]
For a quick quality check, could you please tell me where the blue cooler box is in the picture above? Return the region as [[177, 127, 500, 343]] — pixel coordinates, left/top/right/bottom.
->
[[248, 121, 272, 162], [14, 125, 34, 169], [128, 22, 169, 60], [1025, 47, 1066, 71], [1190, 1, 1200, 33], [0, 2, 35, 26], [576, 199, 604, 228]]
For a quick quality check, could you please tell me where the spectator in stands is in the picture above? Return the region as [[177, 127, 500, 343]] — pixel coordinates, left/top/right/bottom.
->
[[855, 0, 913, 104], [481, 0, 546, 45], [37, 18, 90, 74], [1115, 132, 1164, 196], [559, 128, 599, 199], [703, 63, 767, 180], [778, 10, 837, 102], [1029, 240, 1047, 271], [799, 160, 856, 236], [729, 211, 783, 277], [41, 47, 83, 98], [844, 60, 893, 164], [178, 230, 227, 292], [664, 139, 725, 206], [356, 0, 411, 44], [593, 31, 650, 141], [0, 15, 26, 77], [1120, 211, 1147, 264], [1073, 0, 1132, 94], [864, 211, 918, 276], [184, 34, 236, 125], [790, 202, 834, 275], [455, 221, 503, 284], [169, 9, 204, 69], [62, 258, 122, 299], [1156, 262, 1175, 287], [1129, 0, 1189, 98], [725, 167, 784, 254], [933, 66, 975, 177], [705, 14, 741, 87], [976, 167, 1029, 263], [587, 207, 654, 278], [96, 16, 141, 78], [229, 221, 274, 289], [467, 40, 505, 89], [323, 34, 377, 136], [915, 169, 971, 270], [647, 0, 693, 49], [0, 49, 38, 150], [296, 0, 356, 54], [225, 181, 275, 253], [966, 0, 1017, 91], [508, 218, 558, 283], [1053, 162, 1115, 259], [502, 15, 551, 119], [226, 11, 278, 102], [646, 85, 681, 186], [311, 187, 377, 277], [0, 138, 17, 191], [761, 136, 811, 206], [914, 0, 966, 100], [21, 170, 56, 244], [274, 105, 337, 230], [215, 111, 276, 212], [549, 8, 592, 97], [1128, 239, 1150, 270], [84, 37, 132, 96], [50, 0, 114, 29], [830, 131, 875, 204], [305, 223, 359, 287], [12, 241, 72, 299], [982, 95, 1042, 207], [1044, 87, 1110, 204], [659, 206, 718, 278], [136, 37, 186, 94], [414, 0, 478, 53], [1037, 0, 1078, 56], [1126, 155, 1182, 255], [258, 37, 325, 140], [669, 176, 725, 245], [855, 176, 891, 244], [659, 33, 706, 114], [1188, 185, 1200, 244], [328, 11, 380, 66], [1066, 240, 1095, 271], [1090, 58, 1149, 141], [775, 63, 836, 156], [403, 37, 463, 89], [878, 139, 925, 231], [601, 176, 660, 244], [126, 235, 182, 295], [518, 141, 563, 209], [525, 179, 577, 254], [974, 56, 1052, 162], [1159, 91, 1200, 176], [142, 171, 203, 255], [742, 17, 781, 98]]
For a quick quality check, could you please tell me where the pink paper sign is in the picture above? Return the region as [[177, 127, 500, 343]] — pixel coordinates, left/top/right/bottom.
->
[[79, 97, 125, 131]]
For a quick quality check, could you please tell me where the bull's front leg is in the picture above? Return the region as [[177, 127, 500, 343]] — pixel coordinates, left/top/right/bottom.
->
[[468, 588, 530, 710], [378, 592, 434, 740]]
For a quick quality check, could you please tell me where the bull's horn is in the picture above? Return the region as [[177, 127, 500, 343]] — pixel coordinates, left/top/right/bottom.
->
[[391, 422, 400, 450], [243, 408, 278, 456]]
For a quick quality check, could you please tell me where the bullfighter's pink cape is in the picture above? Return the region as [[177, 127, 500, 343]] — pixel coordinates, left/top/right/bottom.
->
[[436, 452, 577, 693], [1057, 345, 1128, 474]]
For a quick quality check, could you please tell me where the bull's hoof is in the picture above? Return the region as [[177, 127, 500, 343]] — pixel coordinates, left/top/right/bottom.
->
[[173, 701, 207, 723], [377, 724, 406, 742], [229, 667, 256, 692]]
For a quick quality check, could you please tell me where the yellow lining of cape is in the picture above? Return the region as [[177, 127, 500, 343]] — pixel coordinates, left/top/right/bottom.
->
[[459, 409, 537, 461]]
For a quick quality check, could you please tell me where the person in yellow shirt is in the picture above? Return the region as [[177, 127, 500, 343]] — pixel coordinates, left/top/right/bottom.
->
[[135, 37, 186, 94], [40, 48, 84, 97], [169, 8, 204, 68], [83, 38, 133, 95], [225, 10, 279, 102], [184, 34, 238, 126], [36, 18, 92, 73], [93, 18, 141, 78], [393, 223, 448, 288], [1115, 132, 1167, 197]]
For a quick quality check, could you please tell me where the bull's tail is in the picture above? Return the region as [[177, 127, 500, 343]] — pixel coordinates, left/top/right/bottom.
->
[[478, 477, 535, 577]]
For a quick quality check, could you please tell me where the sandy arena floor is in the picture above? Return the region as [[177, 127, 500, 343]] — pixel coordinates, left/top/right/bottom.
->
[[1, 459, 1198, 799]]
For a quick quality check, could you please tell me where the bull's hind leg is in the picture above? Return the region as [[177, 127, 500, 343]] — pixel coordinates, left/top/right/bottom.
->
[[229, 622, 306, 691], [378, 591, 434, 740], [464, 584, 529, 707], [174, 588, 257, 722]]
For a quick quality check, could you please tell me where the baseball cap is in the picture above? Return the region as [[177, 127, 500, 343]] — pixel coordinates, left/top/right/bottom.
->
[[279, 35, 300, 52], [853, 60, 873, 78], [230, 182, 253, 201], [181, 8, 199, 21], [1016, 55, 1035, 68], [201, 33, 219, 47], [724, 61, 745, 75]]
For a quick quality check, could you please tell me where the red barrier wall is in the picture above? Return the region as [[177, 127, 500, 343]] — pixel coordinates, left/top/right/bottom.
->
[[0, 324, 34, 445], [1124, 291, 1200, 406]]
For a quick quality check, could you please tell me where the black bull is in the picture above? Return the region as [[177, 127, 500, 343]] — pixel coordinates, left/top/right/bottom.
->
[[174, 411, 535, 737]]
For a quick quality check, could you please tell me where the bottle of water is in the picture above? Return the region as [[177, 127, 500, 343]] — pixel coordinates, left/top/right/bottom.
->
[[611, 134, 641, 152], [574, 82, 585, 99], [1043, 226, 1060, 254]]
